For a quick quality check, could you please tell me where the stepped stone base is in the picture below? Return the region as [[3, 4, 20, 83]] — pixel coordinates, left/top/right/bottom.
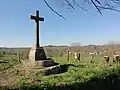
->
[[20, 60, 61, 75], [27, 46, 61, 75], [31, 64, 61, 75], [33, 60, 55, 69]]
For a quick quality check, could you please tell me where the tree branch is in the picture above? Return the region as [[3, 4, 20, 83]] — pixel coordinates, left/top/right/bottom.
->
[[72, 0, 89, 12], [98, 6, 120, 12], [43, 0, 67, 20], [64, 0, 75, 9], [91, 0, 103, 15], [43, 0, 120, 19], [95, 0, 102, 5]]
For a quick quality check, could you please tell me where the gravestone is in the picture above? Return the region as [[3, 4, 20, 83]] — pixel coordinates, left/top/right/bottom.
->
[[74, 52, 77, 60], [28, 10, 61, 75]]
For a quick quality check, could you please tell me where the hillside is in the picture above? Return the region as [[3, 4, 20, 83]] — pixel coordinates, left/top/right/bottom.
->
[[0, 44, 120, 58]]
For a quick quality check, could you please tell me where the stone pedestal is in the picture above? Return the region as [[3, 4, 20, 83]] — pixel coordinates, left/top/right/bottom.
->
[[29, 47, 54, 68], [28, 47, 61, 75], [29, 47, 47, 61]]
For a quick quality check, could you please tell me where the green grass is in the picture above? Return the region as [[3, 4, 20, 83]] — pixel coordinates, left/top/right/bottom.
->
[[0, 54, 19, 71], [1, 54, 120, 90]]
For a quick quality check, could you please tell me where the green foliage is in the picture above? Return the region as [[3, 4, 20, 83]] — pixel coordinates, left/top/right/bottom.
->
[[1, 48, 120, 90], [9, 56, 119, 90], [0, 51, 20, 71]]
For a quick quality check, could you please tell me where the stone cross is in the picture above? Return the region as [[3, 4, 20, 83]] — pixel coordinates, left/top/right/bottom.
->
[[30, 10, 44, 48]]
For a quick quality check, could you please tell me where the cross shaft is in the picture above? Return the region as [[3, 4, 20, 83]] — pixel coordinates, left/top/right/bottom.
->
[[30, 10, 44, 48]]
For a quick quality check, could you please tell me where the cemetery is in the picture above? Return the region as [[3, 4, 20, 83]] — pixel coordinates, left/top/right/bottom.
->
[[1, 10, 120, 90]]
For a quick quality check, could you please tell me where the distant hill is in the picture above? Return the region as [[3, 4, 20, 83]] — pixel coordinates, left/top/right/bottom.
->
[[1, 44, 120, 58], [71, 43, 81, 46]]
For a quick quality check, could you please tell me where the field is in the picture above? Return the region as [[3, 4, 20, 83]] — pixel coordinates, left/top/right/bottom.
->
[[1, 45, 120, 90]]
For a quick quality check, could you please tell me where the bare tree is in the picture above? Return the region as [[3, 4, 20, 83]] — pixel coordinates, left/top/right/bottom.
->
[[43, 0, 120, 20]]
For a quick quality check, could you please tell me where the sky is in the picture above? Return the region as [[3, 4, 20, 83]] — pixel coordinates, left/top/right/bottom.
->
[[0, 0, 120, 47]]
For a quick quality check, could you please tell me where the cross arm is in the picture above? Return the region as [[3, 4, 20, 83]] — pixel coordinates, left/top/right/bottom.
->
[[30, 15, 36, 20], [30, 15, 44, 21]]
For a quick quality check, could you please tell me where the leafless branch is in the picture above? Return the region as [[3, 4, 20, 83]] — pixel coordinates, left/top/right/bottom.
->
[[98, 6, 120, 12], [95, 0, 102, 5], [91, 0, 102, 15], [43, 0, 67, 20], [65, 0, 75, 9], [43, 0, 120, 19], [72, 0, 89, 12]]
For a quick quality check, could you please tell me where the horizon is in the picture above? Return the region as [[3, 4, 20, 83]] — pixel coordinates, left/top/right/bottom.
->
[[0, 0, 120, 47], [0, 43, 119, 48]]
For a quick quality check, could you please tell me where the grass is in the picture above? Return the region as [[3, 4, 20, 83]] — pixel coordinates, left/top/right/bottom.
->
[[0, 54, 19, 71], [1, 54, 120, 90]]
